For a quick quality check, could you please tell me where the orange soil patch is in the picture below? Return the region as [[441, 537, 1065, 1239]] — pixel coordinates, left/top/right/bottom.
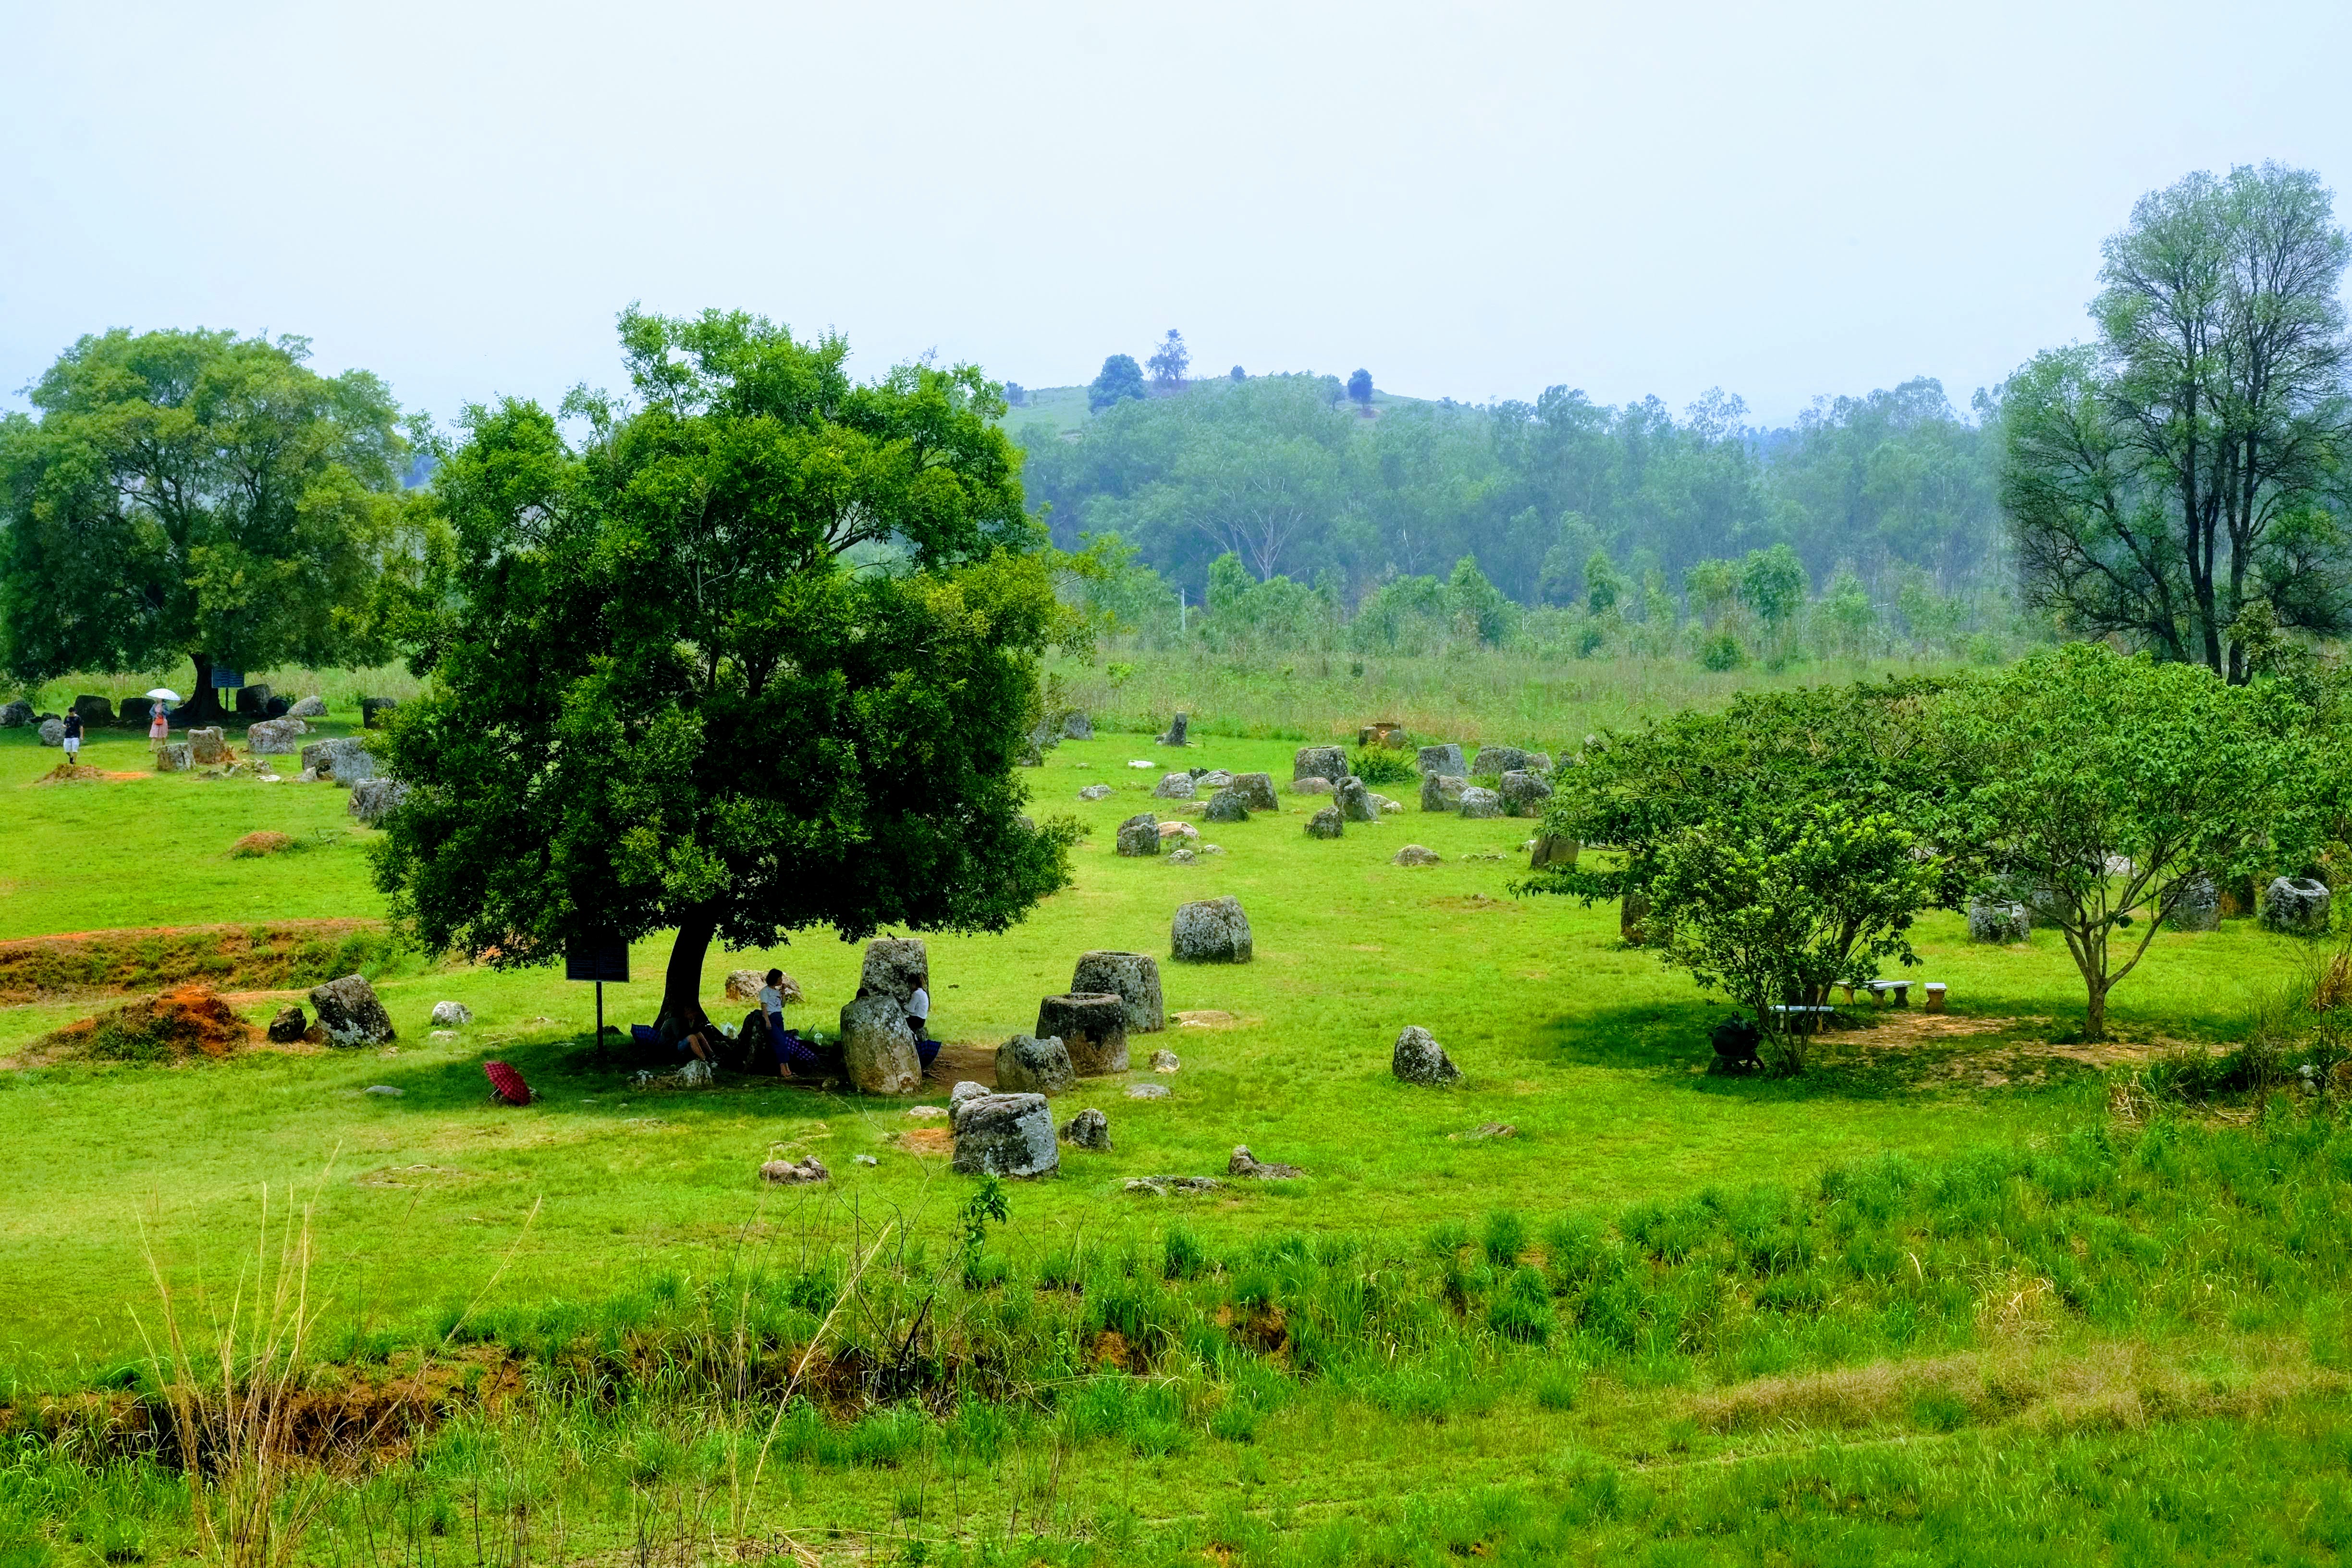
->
[[29, 764, 146, 785], [925, 1038, 998, 1086], [229, 830, 298, 857], [32, 984, 256, 1064], [895, 1127, 954, 1156]]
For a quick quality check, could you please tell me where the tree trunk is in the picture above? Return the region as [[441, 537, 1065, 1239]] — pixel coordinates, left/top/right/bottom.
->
[[2084, 981, 2107, 1043], [651, 908, 717, 1041], [173, 652, 231, 727]]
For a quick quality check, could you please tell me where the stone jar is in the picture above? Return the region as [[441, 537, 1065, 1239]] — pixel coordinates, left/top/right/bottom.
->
[[1070, 951, 1165, 1034]]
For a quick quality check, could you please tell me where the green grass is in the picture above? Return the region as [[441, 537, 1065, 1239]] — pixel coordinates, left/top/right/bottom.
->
[[1, 693, 2345, 1563]]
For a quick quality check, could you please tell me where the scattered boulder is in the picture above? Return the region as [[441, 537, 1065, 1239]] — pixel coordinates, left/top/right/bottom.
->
[[1227, 772, 1279, 811], [950, 1079, 990, 1108], [1293, 745, 1348, 784], [2262, 876, 2332, 937], [1197, 769, 1234, 789], [233, 685, 273, 716], [289, 695, 328, 719], [1291, 777, 1335, 796], [429, 1001, 473, 1028], [360, 697, 399, 730], [1621, 891, 1653, 946], [1150, 1048, 1181, 1072], [2168, 875, 2222, 933], [1061, 1107, 1111, 1151], [364, 1084, 403, 1097], [37, 718, 64, 747], [1116, 812, 1163, 857], [840, 993, 921, 1095], [906, 1104, 950, 1120], [1228, 1145, 1304, 1179], [119, 697, 153, 724], [858, 939, 929, 1005], [1472, 745, 1535, 775], [1154, 772, 1197, 800], [1966, 898, 2030, 944], [70, 695, 115, 723], [1063, 710, 1094, 740], [1376, 796, 1404, 813], [1468, 1122, 1517, 1140], [1125, 1175, 1220, 1194], [1070, 951, 1165, 1034], [1203, 789, 1250, 823], [1393, 844, 1441, 866], [1167, 846, 1198, 865], [1126, 1082, 1171, 1100], [154, 742, 192, 773], [1157, 819, 1200, 843], [1037, 992, 1130, 1075], [1157, 711, 1189, 747], [300, 736, 374, 782], [1498, 770, 1553, 817], [1305, 805, 1344, 839], [760, 1155, 830, 1185], [1336, 776, 1380, 823], [1710, 1014, 1761, 1073], [1457, 787, 1502, 819], [951, 1092, 1060, 1177], [189, 727, 227, 765], [1528, 834, 1579, 872], [1078, 784, 1114, 800], [245, 717, 307, 754], [1421, 773, 1466, 811], [309, 974, 396, 1047], [1417, 743, 1467, 777], [348, 778, 408, 825], [1172, 895, 1253, 963], [1392, 1025, 1461, 1086], [995, 1033, 1076, 1093], [266, 1005, 306, 1043], [0, 700, 31, 727]]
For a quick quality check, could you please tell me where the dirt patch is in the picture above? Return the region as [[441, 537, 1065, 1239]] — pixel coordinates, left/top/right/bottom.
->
[[925, 1038, 997, 1086], [895, 1127, 954, 1157], [1174, 1009, 1249, 1029], [1426, 893, 1521, 914], [29, 985, 257, 1065], [0, 919, 389, 1006], [28, 764, 147, 785], [1828, 1008, 2194, 1087], [229, 830, 298, 858], [356, 1164, 471, 1188]]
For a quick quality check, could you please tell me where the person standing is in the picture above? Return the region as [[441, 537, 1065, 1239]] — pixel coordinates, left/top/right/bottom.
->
[[60, 708, 82, 761], [148, 701, 170, 754], [905, 981, 937, 1073]]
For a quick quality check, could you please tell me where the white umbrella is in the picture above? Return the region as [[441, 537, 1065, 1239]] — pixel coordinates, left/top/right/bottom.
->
[[144, 687, 181, 702]]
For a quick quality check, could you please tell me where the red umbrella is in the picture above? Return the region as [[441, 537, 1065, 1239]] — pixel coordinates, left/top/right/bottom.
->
[[484, 1060, 533, 1106]]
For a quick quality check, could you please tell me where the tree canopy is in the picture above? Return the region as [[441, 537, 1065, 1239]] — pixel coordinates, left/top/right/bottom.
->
[[0, 328, 426, 718], [374, 308, 1078, 1034], [1087, 354, 1146, 413]]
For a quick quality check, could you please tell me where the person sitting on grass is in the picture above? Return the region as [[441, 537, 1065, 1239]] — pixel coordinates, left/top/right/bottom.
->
[[679, 1021, 719, 1066]]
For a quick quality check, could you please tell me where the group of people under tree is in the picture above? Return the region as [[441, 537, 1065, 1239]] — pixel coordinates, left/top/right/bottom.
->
[[673, 967, 936, 1083]]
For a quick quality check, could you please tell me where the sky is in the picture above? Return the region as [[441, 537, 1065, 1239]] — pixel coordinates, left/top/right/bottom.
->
[[7, 0, 2352, 431]]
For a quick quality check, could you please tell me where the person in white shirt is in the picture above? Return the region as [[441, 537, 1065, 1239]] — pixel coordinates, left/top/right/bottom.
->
[[906, 984, 937, 1072]]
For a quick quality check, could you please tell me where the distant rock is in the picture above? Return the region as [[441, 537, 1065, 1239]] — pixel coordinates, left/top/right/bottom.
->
[[1528, 834, 1578, 872], [1038, 992, 1130, 1074], [1070, 951, 1165, 1035], [1060, 1107, 1112, 1151], [289, 695, 328, 719], [1157, 711, 1189, 747], [1203, 790, 1250, 823], [1062, 711, 1094, 740], [1150, 1048, 1181, 1072], [951, 1092, 1059, 1177], [1966, 898, 2030, 943], [310, 974, 396, 1047], [245, 717, 308, 754], [1421, 773, 1466, 811], [1228, 1145, 1304, 1179], [348, 778, 408, 825], [1472, 745, 1536, 775], [1116, 812, 1162, 856], [0, 700, 32, 728], [188, 726, 226, 764], [2169, 874, 2222, 933], [1078, 784, 1114, 800], [760, 1156, 830, 1185], [154, 742, 192, 773], [1167, 845, 1198, 865], [1305, 805, 1344, 839], [1153, 772, 1197, 799], [429, 1001, 473, 1028], [859, 938, 929, 1005], [1498, 770, 1553, 817], [1336, 776, 1380, 822], [1457, 786, 1503, 820], [1126, 1081, 1172, 1100], [1227, 772, 1279, 811], [360, 697, 399, 730], [994, 1033, 1076, 1094], [1125, 1174, 1220, 1194], [1293, 745, 1348, 784], [1393, 844, 1440, 866], [1417, 743, 1466, 777], [2262, 876, 2331, 936], [1392, 1025, 1461, 1086], [364, 1085, 403, 1097], [266, 1005, 306, 1043], [1291, 777, 1335, 796], [840, 993, 920, 1095], [37, 718, 64, 748], [1173, 895, 1252, 963]]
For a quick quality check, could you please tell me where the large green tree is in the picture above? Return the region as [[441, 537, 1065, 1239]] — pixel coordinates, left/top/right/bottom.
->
[[373, 308, 1079, 1036], [2005, 163, 2352, 681], [0, 329, 421, 720], [1941, 642, 2315, 1041]]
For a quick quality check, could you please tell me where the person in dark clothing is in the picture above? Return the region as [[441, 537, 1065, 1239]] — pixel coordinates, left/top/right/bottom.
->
[[61, 710, 83, 761]]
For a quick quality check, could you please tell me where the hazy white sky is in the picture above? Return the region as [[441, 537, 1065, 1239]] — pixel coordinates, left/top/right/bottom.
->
[[7, 0, 2352, 429]]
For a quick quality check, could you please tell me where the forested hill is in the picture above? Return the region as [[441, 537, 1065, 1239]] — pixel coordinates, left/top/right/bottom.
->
[[1010, 371, 2003, 613]]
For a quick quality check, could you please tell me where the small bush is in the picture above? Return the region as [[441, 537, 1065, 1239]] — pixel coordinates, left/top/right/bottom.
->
[[1348, 746, 1417, 786], [1699, 631, 1747, 672], [1482, 1209, 1528, 1266], [1163, 1223, 1208, 1281]]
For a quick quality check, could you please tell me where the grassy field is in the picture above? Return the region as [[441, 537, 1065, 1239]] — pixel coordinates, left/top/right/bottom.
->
[[2, 692, 2347, 1564]]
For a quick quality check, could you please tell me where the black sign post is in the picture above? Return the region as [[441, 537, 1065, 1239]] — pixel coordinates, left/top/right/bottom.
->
[[566, 936, 630, 1058]]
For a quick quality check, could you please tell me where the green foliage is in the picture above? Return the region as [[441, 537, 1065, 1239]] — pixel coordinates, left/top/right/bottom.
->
[[1146, 331, 1189, 391], [1087, 353, 1145, 412], [1652, 802, 1937, 1072], [1346, 368, 1372, 407], [1944, 641, 2319, 1038], [1348, 744, 1416, 786], [1697, 629, 1746, 671], [1739, 543, 1807, 628], [0, 328, 432, 713], [373, 308, 1079, 1025]]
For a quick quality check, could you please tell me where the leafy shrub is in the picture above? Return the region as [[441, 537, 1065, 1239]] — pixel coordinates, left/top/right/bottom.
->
[[1699, 630, 1747, 671], [1348, 745, 1417, 785]]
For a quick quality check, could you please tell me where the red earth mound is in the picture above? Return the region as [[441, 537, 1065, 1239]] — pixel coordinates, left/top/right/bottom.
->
[[40, 985, 258, 1063]]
